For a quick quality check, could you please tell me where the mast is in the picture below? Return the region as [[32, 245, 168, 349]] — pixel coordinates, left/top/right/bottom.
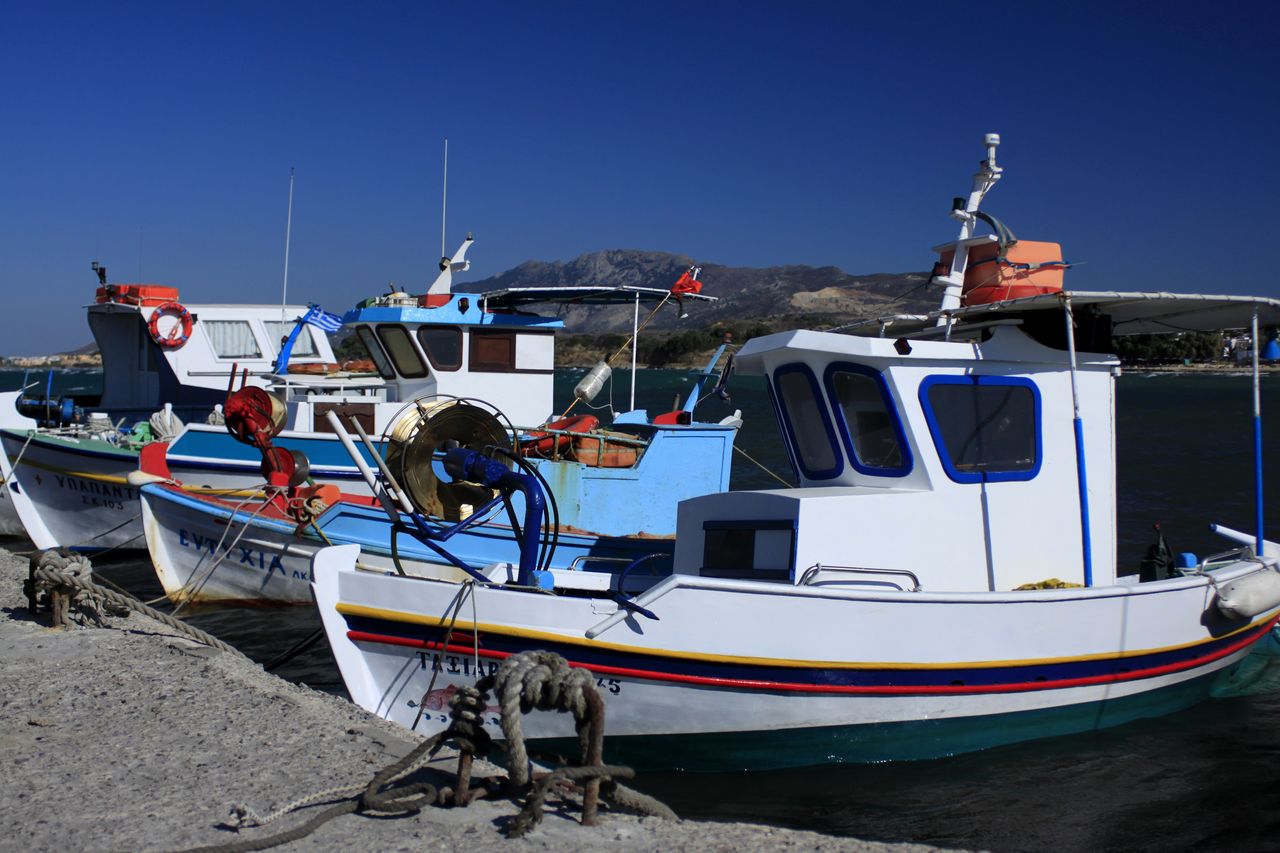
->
[[936, 133, 1004, 322], [280, 167, 295, 323], [441, 138, 448, 260]]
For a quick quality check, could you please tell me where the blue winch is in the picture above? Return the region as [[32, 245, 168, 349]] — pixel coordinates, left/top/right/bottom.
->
[[16, 370, 79, 428]]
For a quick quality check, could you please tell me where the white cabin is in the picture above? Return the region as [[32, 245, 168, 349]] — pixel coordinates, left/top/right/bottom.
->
[[89, 287, 339, 412], [675, 325, 1118, 592]]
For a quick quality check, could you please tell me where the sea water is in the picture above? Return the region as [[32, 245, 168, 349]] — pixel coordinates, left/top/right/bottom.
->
[[5, 368, 1280, 851]]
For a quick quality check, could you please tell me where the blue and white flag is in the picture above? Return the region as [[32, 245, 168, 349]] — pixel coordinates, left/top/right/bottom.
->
[[302, 304, 344, 333]]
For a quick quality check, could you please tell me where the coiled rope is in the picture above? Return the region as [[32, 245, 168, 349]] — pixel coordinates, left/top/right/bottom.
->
[[197, 650, 675, 851], [25, 549, 247, 659]]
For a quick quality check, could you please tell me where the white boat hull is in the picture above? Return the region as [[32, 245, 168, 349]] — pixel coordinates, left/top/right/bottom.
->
[[312, 550, 1280, 769]]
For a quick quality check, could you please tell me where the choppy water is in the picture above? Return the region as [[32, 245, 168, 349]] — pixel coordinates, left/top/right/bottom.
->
[[7, 367, 1280, 852]]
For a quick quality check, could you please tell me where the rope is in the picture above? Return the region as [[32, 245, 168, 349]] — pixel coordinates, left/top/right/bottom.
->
[[409, 581, 475, 732], [25, 549, 248, 659], [1, 429, 37, 497], [558, 294, 671, 418], [489, 650, 595, 787], [507, 764, 677, 839], [170, 485, 279, 616], [177, 650, 673, 851], [733, 444, 794, 487]]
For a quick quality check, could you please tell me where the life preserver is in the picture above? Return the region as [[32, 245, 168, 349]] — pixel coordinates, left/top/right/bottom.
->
[[147, 301, 193, 348], [520, 414, 599, 458]]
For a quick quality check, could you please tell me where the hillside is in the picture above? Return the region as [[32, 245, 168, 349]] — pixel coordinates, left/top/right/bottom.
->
[[461, 249, 935, 334]]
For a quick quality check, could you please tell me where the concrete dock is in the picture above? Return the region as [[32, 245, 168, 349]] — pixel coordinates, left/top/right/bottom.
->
[[0, 547, 950, 852]]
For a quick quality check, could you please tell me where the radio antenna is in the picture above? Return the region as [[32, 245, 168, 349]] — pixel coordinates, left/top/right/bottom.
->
[[440, 138, 448, 258]]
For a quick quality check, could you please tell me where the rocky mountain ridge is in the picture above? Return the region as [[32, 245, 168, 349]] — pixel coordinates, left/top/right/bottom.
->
[[461, 249, 937, 333]]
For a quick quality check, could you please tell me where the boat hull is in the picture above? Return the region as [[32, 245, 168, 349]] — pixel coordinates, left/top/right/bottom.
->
[[140, 482, 674, 604], [312, 553, 1280, 770]]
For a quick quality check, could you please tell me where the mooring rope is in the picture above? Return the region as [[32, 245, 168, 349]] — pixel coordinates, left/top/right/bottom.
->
[[733, 444, 793, 487], [191, 650, 676, 851], [25, 549, 248, 659]]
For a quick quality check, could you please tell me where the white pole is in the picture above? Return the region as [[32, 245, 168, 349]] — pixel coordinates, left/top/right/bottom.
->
[[441, 138, 448, 259], [630, 291, 640, 411], [280, 168, 295, 323]]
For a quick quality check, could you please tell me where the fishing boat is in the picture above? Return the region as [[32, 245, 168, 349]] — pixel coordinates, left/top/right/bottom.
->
[[0, 263, 354, 549], [308, 134, 1280, 770], [4, 240, 737, 557], [132, 246, 738, 603]]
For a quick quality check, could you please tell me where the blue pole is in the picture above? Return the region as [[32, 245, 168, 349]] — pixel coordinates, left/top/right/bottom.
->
[[1074, 417, 1094, 585], [272, 317, 307, 374], [1253, 311, 1265, 556], [1063, 298, 1093, 586], [1255, 414, 1265, 556]]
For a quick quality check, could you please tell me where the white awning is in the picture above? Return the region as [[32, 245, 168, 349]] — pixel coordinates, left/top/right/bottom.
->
[[841, 291, 1280, 337]]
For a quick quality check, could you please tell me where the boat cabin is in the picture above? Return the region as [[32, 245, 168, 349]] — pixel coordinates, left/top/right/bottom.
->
[[674, 323, 1118, 592], [89, 285, 341, 413], [329, 292, 560, 430]]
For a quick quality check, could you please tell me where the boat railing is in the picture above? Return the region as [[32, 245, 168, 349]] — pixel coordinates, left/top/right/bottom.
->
[[798, 563, 923, 592], [1180, 546, 1262, 575], [511, 425, 651, 448]]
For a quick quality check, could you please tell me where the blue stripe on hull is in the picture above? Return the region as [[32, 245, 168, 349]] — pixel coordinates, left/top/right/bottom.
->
[[342, 612, 1274, 692]]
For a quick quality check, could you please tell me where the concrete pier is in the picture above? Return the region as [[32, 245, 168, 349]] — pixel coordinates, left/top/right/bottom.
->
[[0, 548, 947, 852]]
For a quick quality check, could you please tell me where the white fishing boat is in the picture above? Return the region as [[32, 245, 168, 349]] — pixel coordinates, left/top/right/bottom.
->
[[4, 240, 737, 557], [0, 263, 359, 550], [311, 134, 1280, 770]]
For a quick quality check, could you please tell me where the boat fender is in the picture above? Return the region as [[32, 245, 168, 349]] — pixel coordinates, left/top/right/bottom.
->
[[1216, 569, 1280, 619], [147, 301, 193, 348]]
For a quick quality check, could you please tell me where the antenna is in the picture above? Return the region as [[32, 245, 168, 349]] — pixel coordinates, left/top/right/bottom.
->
[[440, 138, 448, 259], [281, 167, 296, 323]]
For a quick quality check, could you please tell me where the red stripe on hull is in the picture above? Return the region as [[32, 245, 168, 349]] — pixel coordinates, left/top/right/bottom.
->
[[347, 615, 1276, 696]]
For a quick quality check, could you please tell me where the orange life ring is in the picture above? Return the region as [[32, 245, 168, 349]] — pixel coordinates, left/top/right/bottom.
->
[[147, 301, 193, 348], [520, 414, 599, 458]]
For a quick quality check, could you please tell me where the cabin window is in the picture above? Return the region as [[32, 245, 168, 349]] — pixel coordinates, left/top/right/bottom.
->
[[355, 326, 396, 379], [471, 330, 516, 372], [375, 324, 428, 378], [205, 320, 262, 359], [771, 364, 841, 480], [824, 363, 912, 477], [701, 520, 795, 582], [919, 375, 1041, 483], [263, 322, 320, 357], [417, 326, 463, 371]]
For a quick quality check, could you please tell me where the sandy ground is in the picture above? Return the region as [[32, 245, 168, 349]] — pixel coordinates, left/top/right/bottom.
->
[[0, 547, 957, 852]]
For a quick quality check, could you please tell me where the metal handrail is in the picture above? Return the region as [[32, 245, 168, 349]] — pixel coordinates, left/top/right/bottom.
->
[[511, 425, 651, 448], [1184, 546, 1259, 575], [798, 563, 923, 592]]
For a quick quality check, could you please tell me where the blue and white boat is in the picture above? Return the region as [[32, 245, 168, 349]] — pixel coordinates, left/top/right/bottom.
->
[[0, 265, 354, 548], [309, 134, 1280, 770], [4, 240, 739, 559]]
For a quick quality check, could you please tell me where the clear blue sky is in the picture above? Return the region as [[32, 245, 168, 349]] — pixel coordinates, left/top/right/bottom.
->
[[2, 0, 1277, 354]]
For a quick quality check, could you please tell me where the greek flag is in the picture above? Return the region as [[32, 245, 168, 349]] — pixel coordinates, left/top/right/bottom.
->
[[302, 304, 344, 333]]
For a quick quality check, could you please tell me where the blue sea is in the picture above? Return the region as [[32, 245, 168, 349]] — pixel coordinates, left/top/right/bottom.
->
[[6, 366, 1280, 851]]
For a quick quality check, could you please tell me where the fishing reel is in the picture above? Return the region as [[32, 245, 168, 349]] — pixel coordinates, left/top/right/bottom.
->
[[382, 396, 516, 522]]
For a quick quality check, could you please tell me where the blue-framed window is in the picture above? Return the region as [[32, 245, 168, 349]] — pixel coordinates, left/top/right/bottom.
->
[[823, 362, 912, 477], [770, 363, 843, 480], [919, 375, 1042, 484]]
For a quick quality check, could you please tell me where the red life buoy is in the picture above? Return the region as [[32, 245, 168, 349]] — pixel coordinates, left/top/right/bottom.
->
[[520, 414, 599, 458], [147, 301, 193, 348]]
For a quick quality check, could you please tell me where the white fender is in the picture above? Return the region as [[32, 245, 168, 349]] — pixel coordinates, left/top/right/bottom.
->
[[1216, 569, 1280, 619]]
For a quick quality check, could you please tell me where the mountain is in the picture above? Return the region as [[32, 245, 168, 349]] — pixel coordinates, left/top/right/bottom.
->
[[462, 250, 937, 333]]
